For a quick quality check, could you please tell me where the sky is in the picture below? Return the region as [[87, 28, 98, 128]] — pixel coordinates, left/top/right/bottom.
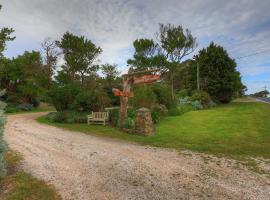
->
[[1, 0, 270, 94]]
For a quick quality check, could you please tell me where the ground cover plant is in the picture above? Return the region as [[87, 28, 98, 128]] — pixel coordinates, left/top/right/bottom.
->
[[0, 151, 61, 200]]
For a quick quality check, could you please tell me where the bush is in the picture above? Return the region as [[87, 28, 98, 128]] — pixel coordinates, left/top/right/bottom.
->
[[72, 89, 110, 112], [48, 84, 80, 111], [191, 100, 203, 110], [168, 105, 182, 116], [190, 90, 212, 108], [151, 83, 173, 109], [4, 105, 18, 113], [73, 92, 94, 112], [132, 86, 157, 109], [151, 110, 160, 124], [16, 103, 34, 111], [45, 111, 87, 123], [123, 117, 134, 129], [108, 107, 136, 127], [52, 112, 68, 123], [176, 89, 189, 98], [108, 108, 119, 127]]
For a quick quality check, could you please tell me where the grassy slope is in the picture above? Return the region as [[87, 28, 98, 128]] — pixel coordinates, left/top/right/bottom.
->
[[38, 102, 270, 158], [0, 151, 61, 200]]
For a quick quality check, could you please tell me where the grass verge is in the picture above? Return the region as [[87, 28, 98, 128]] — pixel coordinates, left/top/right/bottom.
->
[[0, 150, 61, 200], [37, 102, 270, 159]]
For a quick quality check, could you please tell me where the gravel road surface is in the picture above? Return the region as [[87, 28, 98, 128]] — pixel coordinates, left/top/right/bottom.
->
[[5, 113, 270, 200]]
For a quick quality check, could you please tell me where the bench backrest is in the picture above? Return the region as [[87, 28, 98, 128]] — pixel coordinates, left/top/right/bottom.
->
[[92, 112, 109, 119]]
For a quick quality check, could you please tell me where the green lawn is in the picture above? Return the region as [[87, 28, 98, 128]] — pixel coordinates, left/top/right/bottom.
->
[[37, 102, 270, 158]]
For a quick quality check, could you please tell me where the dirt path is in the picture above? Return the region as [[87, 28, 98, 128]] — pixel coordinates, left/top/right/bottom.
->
[[5, 113, 270, 200]]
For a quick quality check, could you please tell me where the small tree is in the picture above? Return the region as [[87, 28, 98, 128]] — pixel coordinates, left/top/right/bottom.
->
[[128, 24, 197, 100], [41, 38, 59, 88], [0, 5, 15, 58]]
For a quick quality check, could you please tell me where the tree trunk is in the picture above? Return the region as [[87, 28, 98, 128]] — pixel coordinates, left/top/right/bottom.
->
[[119, 77, 131, 128], [170, 72, 174, 101]]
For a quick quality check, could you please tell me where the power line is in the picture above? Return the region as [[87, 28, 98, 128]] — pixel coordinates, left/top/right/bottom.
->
[[235, 49, 270, 59]]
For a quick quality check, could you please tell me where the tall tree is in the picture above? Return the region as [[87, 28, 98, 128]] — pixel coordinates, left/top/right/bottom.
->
[[41, 38, 59, 88], [56, 32, 102, 87], [189, 42, 244, 103]]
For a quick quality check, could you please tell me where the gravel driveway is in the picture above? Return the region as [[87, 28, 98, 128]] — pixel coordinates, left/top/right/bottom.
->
[[5, 113, 270, 200]]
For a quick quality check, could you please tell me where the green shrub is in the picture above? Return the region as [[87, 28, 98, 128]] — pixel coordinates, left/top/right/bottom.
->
[[190, 90, 212, 108], [179, 104, 195, 113], [48, 84, 80, 111], [108, 108, 119, 127], [152, 104, 168, 117], [5, 105, 18, 113], [16, 103, 34, 111], [151, 83, 173, 109], [108, 107, 136, 127], [168, 105, 182, 116], [151, 110, 160, 124], [73, 92, 94, 112], [45, 111, 87, 124], [53, 112, 68, 123], [123, 117, 134, 129], [176, 89, 189, 98], [127, 108, 136, 118], [132, 86, 157, 109]]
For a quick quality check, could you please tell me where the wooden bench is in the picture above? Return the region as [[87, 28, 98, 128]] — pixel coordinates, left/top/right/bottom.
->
[[87, 112, 109, 125]]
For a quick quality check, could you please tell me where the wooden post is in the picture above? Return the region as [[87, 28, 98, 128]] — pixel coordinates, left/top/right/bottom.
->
[[119, 77, 132, 128]]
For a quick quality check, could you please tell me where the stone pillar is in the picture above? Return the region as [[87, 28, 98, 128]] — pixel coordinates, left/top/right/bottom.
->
[[135, 107, 155, 136]]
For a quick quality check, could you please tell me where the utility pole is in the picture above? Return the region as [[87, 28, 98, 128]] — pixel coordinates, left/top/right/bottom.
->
[[197, 63, 200, 91], [264, 85, 267, 97]]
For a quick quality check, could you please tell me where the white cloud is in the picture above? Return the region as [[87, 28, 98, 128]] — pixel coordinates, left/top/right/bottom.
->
[[1, 0, 270, 92]]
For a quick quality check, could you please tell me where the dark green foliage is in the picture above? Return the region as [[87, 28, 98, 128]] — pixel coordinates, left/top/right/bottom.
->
[[190, 90, 212, 108], [45, 112, 87, 124], [108, 108, 119, 127], [151, 110, 160, 124], [189, 42, 245, 103], [48, 84, 80, 111], [151, 104, 168, 123], [0, 51, 43, 106], [56, 32, 102, 87], [132, 86, 157, 109], [73, 92, 94, 112], [176, 89, 189, 98], [168, 105, 181, 116], [251, 90, 269, 98], [16, 104, 34, 111], [151, 83, 173, 109], [123, 117, 135, 130], [73, 89, 110, 112], [4, 105, 18, 113], [5, 104, 34, 113], [108, 107, 136, 127]]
